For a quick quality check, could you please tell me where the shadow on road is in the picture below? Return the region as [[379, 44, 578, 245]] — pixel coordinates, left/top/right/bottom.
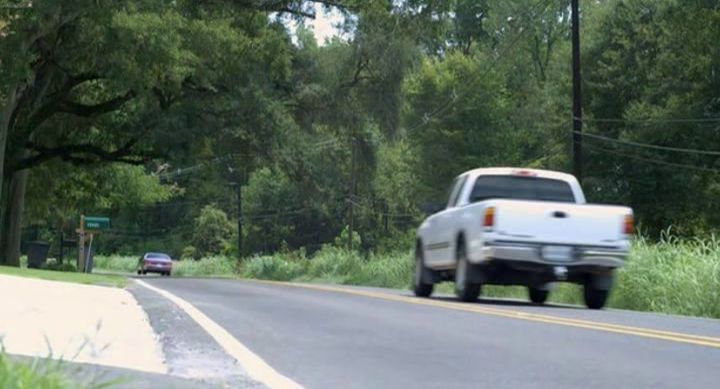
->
[[431, 295, 581, 310]]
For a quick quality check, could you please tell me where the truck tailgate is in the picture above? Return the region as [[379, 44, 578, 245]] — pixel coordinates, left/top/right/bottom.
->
[[489, 199, 631, 246]]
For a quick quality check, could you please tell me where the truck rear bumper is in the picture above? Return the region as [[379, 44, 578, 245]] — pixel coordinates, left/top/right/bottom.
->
[[469, 242, 627, 268]]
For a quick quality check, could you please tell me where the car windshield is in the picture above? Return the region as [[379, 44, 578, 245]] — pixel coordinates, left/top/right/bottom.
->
[[470, 175, 575, 203]]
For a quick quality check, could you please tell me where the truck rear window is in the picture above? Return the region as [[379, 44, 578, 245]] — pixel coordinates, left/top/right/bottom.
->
[[469, 175, 575, 203]]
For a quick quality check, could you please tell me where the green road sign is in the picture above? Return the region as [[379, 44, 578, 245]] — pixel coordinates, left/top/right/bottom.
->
[[84, 216, 110, 230]]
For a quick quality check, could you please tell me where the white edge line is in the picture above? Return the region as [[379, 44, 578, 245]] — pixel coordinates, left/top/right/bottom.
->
[[135, 279, 303, 389]]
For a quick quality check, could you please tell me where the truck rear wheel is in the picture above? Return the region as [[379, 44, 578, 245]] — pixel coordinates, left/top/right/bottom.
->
[[455, 242, 481, 302], [528, 287, 549, 305], [583, 286, 609, 309], [413, 246, 434, 297]]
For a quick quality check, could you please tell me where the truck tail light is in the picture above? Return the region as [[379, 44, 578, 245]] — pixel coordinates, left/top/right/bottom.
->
[[483, 207, 495, 228], [623, 215, 634, 235]]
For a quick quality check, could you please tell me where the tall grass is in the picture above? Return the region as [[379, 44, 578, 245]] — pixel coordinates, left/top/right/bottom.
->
[[93, 255, 236, 277], [93, 255, 137, 273], [171, 256, 236, 277], [240, 237, 720, 319], [0, 351, 71, 389], [610, 235, 720, 318]]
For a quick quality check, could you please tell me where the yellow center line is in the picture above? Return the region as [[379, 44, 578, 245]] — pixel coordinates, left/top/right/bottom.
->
[[249, 279, 720, 349]]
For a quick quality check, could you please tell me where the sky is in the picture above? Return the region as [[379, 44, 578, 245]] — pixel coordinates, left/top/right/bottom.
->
[[281, 4, 349, 46]]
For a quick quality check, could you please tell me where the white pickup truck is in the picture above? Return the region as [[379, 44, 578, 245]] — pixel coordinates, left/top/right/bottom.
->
[[414, 167, 633, 309]]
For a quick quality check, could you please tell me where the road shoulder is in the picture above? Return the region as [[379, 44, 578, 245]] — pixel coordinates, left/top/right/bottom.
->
[[128, 282, 265, 388]]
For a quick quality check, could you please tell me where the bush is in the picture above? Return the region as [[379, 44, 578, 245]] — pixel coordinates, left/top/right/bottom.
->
[[240, 255, 306, 281], [172, 256, 236, 277], [181, 246, 197, 260], [192, 205, 234, 258], [93, 255, 138, 273], [333, 226, 362, 250]]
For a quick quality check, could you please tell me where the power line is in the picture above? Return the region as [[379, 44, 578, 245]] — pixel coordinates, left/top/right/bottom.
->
[[584, 144, 720, 174], [159, 137, 343, 181], [576, 131, 720, 157], [157, 153, 244, 180], [577, 116, 720, 124]]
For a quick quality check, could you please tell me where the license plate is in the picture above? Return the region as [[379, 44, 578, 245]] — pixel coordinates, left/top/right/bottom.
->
[[541, 246, 573, 262]]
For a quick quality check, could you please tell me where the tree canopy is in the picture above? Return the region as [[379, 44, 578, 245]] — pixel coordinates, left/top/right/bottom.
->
[[1, 0, 719, 262]]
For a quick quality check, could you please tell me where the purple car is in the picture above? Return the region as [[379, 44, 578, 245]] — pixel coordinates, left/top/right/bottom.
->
[[137, 252, 173, 276]]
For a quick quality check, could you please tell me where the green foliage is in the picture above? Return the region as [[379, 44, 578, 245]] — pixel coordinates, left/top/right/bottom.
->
[[93, 255, 138, 273], [8, 0, 720, 262], [26, 163, 178, 227], [181, 246, 197, 260], [333, 225, 362, 250], [41, 261, 77, 273], [403, 51, 515, 201], [0, 352, 73, 389], [610, 235, 720, 318], [172, 256, 235, 277], [240, 255, 306, 281], [94, 254, 235, 277], [582, 0, 720, 236], [373, 140, 420, 217], [242, 167, 299, 254], [192, 205, 234, 258]]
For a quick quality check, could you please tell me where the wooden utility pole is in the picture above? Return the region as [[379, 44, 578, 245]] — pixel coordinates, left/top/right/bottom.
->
[[234, 182, 243, 257], [348, 136, 357, 251], [226, 161, 244, 258], [571, 0, 584, 182], [77, 215, 85, 272]]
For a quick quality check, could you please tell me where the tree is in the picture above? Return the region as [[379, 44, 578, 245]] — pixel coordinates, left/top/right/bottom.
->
[[0, 0, 293, 264], [404, 52, 514, 201], [192, 205, 234, 258], [582, 0, 720, 235]]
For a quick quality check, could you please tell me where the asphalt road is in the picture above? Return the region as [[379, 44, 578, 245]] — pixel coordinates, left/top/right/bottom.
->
[[142, 277, 720, 389]]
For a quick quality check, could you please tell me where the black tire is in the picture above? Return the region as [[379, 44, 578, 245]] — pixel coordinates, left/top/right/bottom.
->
[[454, 241, 481, 302], [584, 285, 609, 309], [142, 270, 147, 275], [413, 245, 434, 297], [528, 287, 549, 305], [137, 270, 142, 275]]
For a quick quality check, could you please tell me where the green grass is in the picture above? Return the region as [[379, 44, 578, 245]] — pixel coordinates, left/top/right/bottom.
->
[[92, 255, 138, 273], [0, 351, 122, 389], [0, 352, 72, 389], [171, 256, 236, 277], [0, 266, 127, 288], [93, 255, 237, 278]]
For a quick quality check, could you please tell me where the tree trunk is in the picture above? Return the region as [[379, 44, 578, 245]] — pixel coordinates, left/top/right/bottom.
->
[[0, 178, 8, 265], [0, 89, 20, 197], [0, 90, 22, 260], [1, 167, 29, 267]]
